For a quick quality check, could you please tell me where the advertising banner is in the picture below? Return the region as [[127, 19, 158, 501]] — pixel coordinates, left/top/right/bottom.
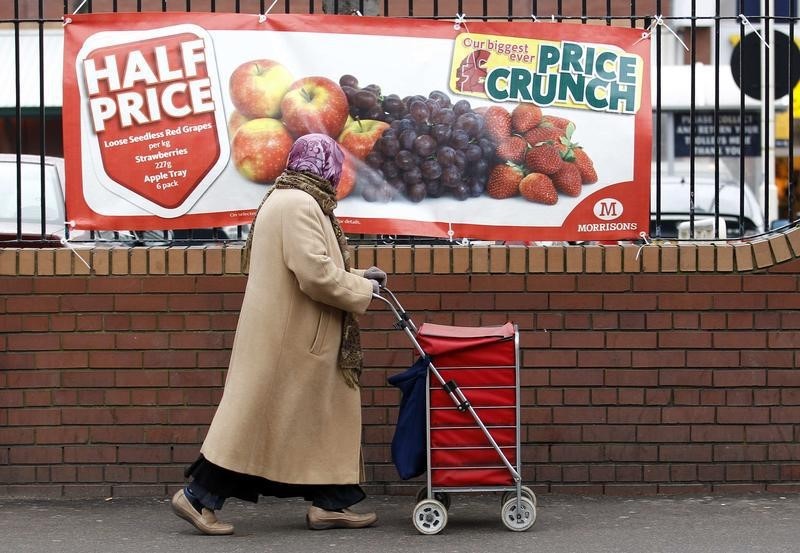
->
[[63, 12, 651, 241]]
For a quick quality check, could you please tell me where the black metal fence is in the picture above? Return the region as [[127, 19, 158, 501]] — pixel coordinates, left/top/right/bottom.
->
[[2, 0, 799, 246]]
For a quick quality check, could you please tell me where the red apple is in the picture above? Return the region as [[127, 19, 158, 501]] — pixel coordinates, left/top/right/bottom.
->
[[231, 118, 294, 184], [280, 76, 349, 138], [227, 110, 250, 137], [337, 118, 390, 160], [336, 151, 357, 200], [229, 59, 293, 119]]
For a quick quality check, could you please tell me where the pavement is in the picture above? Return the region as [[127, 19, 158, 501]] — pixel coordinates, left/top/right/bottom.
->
[[0, 492, 799, 553]]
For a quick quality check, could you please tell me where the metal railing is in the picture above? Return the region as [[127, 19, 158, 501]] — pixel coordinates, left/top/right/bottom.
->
[[2, 0, 798, 246]]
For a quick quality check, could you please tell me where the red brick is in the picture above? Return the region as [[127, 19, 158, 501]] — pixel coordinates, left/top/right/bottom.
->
[[115, 295, 169, 312], [690, 425, 745, 442], [61, 408, 115, 425], [606, 445, 658, 462], [658, 331, 712, 349], [61, 370, 114, 388], [130, 314, 158, 330], [659, 444, 712, 462], [114, 370, 169, 388], [61, 333, 115, 350], [688, 275, 741, 292], [712, 369, 765, 387], [6, 371, 60, 388], [551, 331, 604, 349], [608, 407, 661, 424], [742, 351, 793, 368], [713, 445, 767, 462], [770, 406, 800, 423], [563, 388, 590, 404], [658, 294, 712, 310], [88, 351, 142, 369], [603, 294, 658, 310], [633, 275, 687, 292], [632, 350, 684, 368], [577, 274, 630, 292], [115, 333, 169, 350], [662, 407, 715, 424], [604, 369, 657, 387], [637, 426, 690, 442], [712, 293, 766, 310], [33, 278, 87, 294], [9, 446, 63, 464], [526, 274, 575, 292], [7, 333, 60, 351], [6, 296, 59, 313], [684, 350, 738, 368], [63, 446, 117, 463], [768, 331, 800, 348], [550, 444, 605, 462], [441, 293, 495, 310], [717, 407, 770, 424], [550, 369, 603, 386], [672, 313, 699, 329], [60, 295, 115, 312], [118, 446, 172, 463], [659, 369, 712, 386], [195, 276, 246, 293]]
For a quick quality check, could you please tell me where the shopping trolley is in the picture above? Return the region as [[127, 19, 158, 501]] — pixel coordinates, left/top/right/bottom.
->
[[374, 287, 536, 535]]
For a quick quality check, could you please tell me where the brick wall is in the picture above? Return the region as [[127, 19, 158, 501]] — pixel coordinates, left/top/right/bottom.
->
[[2, 234, 800, 498]]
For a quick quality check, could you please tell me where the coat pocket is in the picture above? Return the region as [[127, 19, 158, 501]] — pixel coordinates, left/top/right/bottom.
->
[[310, 310, 330, 355]]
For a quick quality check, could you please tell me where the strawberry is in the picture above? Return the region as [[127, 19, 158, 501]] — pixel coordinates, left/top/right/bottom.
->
[[524, 142, 563, 175], [496, 135, 527, 164], [486, 162, 525, 199], [573, 147, 598, 184], [519, 173, 557, 205], [482, 106, 512, 142], [524, 123, 563, 146], [551, 163, 582, 197], [511, 103, 542, 134], [542, 115, 572, 130]]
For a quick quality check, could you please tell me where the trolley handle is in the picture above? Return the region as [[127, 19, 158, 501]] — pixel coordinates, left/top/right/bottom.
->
[[371, 286, 417, 333]]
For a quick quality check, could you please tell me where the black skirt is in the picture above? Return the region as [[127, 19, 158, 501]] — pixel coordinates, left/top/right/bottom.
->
[[186, 455, 366, 511]]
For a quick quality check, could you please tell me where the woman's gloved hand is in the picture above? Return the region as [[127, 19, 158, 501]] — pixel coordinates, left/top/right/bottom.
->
[[370, 279, 380, 295], [364, 266, 387, 287]]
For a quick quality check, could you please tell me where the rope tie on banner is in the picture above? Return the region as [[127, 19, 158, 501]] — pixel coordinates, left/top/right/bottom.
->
[[530, 14, 538, 22], [58, 222, 93, 272], [635, 231, 651, 260], [635, 14, 689, 52], [62, 17, 72, 25], [446, 222, 470, 246], [738, 14, 770, 48], [258, 0, 278, 23], [453, 13, 467, 31]]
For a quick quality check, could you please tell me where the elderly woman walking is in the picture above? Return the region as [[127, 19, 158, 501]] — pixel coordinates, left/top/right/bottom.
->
[[171, 134, 387, 535]]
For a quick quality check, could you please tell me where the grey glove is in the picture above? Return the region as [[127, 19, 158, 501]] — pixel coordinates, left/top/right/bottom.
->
[[370, 279, 380, 295], [364, 266, 387, 287]]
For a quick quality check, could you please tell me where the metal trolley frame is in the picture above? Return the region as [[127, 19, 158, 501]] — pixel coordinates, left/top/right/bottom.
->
[[374, 288, 537, 534]]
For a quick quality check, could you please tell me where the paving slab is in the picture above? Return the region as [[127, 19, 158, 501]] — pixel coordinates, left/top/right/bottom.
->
[[0, 493, 798, 553]]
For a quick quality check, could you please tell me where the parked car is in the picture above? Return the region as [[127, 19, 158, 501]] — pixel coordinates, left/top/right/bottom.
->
[[0, 154, 72, 246], [0, 154, 243, 246], [650, 174, 765, 239]]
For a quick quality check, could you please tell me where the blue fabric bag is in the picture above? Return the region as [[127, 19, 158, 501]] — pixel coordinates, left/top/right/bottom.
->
[[387, 356, 430, 480]]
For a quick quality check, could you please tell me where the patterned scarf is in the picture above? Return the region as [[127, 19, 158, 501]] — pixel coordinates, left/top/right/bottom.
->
[[243, 170, 363, 389]]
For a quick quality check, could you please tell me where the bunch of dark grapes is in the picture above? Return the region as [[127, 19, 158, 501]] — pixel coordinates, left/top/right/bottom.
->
[[339, 75, 498, 203], [372, 93, 496, 202], [339, 74, 404, 123]]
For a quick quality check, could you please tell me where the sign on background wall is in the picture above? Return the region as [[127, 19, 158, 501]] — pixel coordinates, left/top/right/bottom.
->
[[673, 111, 760, 158], [63, 12, 651, 241]]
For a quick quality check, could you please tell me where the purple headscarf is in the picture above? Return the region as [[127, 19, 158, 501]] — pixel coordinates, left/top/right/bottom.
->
[[286, 133, 345, 188]]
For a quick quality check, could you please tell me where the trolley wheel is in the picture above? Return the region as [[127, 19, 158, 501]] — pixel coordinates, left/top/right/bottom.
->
[[501, 485, 537, 508], [415, 486, 452, 510], [500, 496, 536, 532], [413, 499, 448, 535]]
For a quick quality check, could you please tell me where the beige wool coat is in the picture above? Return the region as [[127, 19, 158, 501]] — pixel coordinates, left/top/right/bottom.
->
[[201, 188, 374, 485]]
